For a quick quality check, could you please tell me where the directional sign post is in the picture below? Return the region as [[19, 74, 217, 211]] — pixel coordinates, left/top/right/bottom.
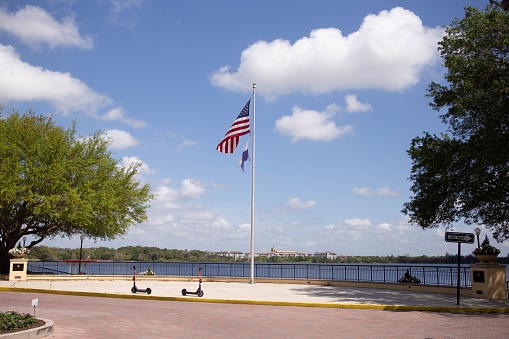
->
[[445, 232, 475, 244], [445, 232, 475, 305]]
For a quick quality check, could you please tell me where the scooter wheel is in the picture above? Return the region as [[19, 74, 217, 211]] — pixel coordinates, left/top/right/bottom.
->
[[197, 290, 204, 297], [181, 289, 187, 296], [146, 288, 152, 295], [131, 287, 137, 293]]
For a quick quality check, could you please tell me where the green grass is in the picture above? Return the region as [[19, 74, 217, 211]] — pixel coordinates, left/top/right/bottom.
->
[[0, 311, 38, 332]]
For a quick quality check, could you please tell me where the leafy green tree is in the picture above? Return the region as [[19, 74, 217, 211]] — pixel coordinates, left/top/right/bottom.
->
[[94, 247, 115, 260], [402, 5, 509, 242], [0, 110, 153, 273], [30, 245, 59, 262]]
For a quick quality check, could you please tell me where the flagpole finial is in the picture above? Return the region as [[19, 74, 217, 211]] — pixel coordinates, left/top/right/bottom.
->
[[253, 83, 256, 89]]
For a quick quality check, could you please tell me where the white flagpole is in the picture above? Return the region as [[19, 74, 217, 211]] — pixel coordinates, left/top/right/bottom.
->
[[250, 83, 256, 284]]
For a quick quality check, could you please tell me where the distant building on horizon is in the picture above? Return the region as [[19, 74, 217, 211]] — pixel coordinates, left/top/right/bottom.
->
[[314, 251, 338, 260], [215, 250, 244, 260], [215, 246, 336, 260]]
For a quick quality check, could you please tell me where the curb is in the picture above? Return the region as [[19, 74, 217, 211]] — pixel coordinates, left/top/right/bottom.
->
[[1, 286, 509, 314], [0, 318, 53, 339]]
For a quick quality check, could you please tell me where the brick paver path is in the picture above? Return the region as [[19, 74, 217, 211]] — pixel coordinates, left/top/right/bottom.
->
[[2, 291, 509, 338]]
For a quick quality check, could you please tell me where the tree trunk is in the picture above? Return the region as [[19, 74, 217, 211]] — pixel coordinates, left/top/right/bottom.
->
[[0, 251, 10, 275], [0, 236, 19, 275]]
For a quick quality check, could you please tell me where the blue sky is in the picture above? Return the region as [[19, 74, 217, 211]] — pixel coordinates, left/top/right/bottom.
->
[[1, 0, 506, 257]]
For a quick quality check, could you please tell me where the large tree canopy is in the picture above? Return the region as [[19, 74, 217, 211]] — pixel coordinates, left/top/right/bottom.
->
[[402, 4, 509, 242], [0, 110, 153, 273]]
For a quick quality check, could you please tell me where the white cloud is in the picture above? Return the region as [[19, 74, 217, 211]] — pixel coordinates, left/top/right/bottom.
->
[[134, 178, 253, 246], [325, 103, 341, 114], [107, 0, 144, 28], [210, 7, 443, 98], [180, 179, 205, 199], [344, 94, 372, 113], [0, 45, 145, 125], [99, 108, 148, 128], [119, 156, 154, 175], [322, 218, 374, 241], [0, 44, 111, 114], [264, 225, 288, 237], [174, 139, 199, 154], [110, 0, 145, 13], [152, 178, 205, 202], [152, 185, 180, 209], [0, 5, 93, 49], [227, 223, 250, 240], [287, 198, 316, 209], [353, 186, 399, 196], [275, 106, 353, 142], [0, 6, 145, 125], [352, 187, 372, 195], [344, 218, 372, 227], [392, 217, 413, 233], [377, 223, 392, 232], [102, 129, 139, 149]]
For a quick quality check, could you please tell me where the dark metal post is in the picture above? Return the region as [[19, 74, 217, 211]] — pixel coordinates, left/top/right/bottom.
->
[[78, 235, 84, 275], [457, 243, 461, 305]]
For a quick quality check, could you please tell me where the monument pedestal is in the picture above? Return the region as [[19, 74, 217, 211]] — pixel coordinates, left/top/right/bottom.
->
[[470, 264, 507, 300], [9, 258, 28, 281]]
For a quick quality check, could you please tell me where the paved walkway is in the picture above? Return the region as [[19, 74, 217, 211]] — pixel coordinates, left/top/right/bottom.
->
[[1, 279, 509, 338], [1, 279, 509, 311]]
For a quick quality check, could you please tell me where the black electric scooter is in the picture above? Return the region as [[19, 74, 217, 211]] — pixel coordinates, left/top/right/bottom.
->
[[131, 266, 152, 294], [181, 267, 204, 297]]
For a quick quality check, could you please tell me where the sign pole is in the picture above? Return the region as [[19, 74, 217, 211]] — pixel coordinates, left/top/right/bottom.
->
[[456, 243, 461, 305], [444, 231, 474, 306]]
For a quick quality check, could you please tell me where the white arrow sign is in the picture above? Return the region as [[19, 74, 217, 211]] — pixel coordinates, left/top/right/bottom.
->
[[445, 232, 475, 244]]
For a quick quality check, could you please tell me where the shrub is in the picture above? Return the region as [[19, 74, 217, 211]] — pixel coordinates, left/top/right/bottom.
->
[[0, 311, 38, 332], [472, 235, 501, 256], [398, 269, 421, 284]]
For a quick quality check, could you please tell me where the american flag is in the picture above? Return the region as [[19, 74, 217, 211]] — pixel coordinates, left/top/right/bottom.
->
[[216, 99, 251, 153]]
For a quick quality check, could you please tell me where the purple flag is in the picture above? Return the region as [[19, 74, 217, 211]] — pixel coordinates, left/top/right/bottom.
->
[[239, 138, 250, 172]]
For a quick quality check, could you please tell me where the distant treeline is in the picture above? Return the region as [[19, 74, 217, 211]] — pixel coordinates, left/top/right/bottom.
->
[[25, 245, 509, 264]]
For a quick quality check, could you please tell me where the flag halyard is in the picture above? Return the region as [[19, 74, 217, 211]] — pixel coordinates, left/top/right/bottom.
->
[[216, 99, 251, 153]]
